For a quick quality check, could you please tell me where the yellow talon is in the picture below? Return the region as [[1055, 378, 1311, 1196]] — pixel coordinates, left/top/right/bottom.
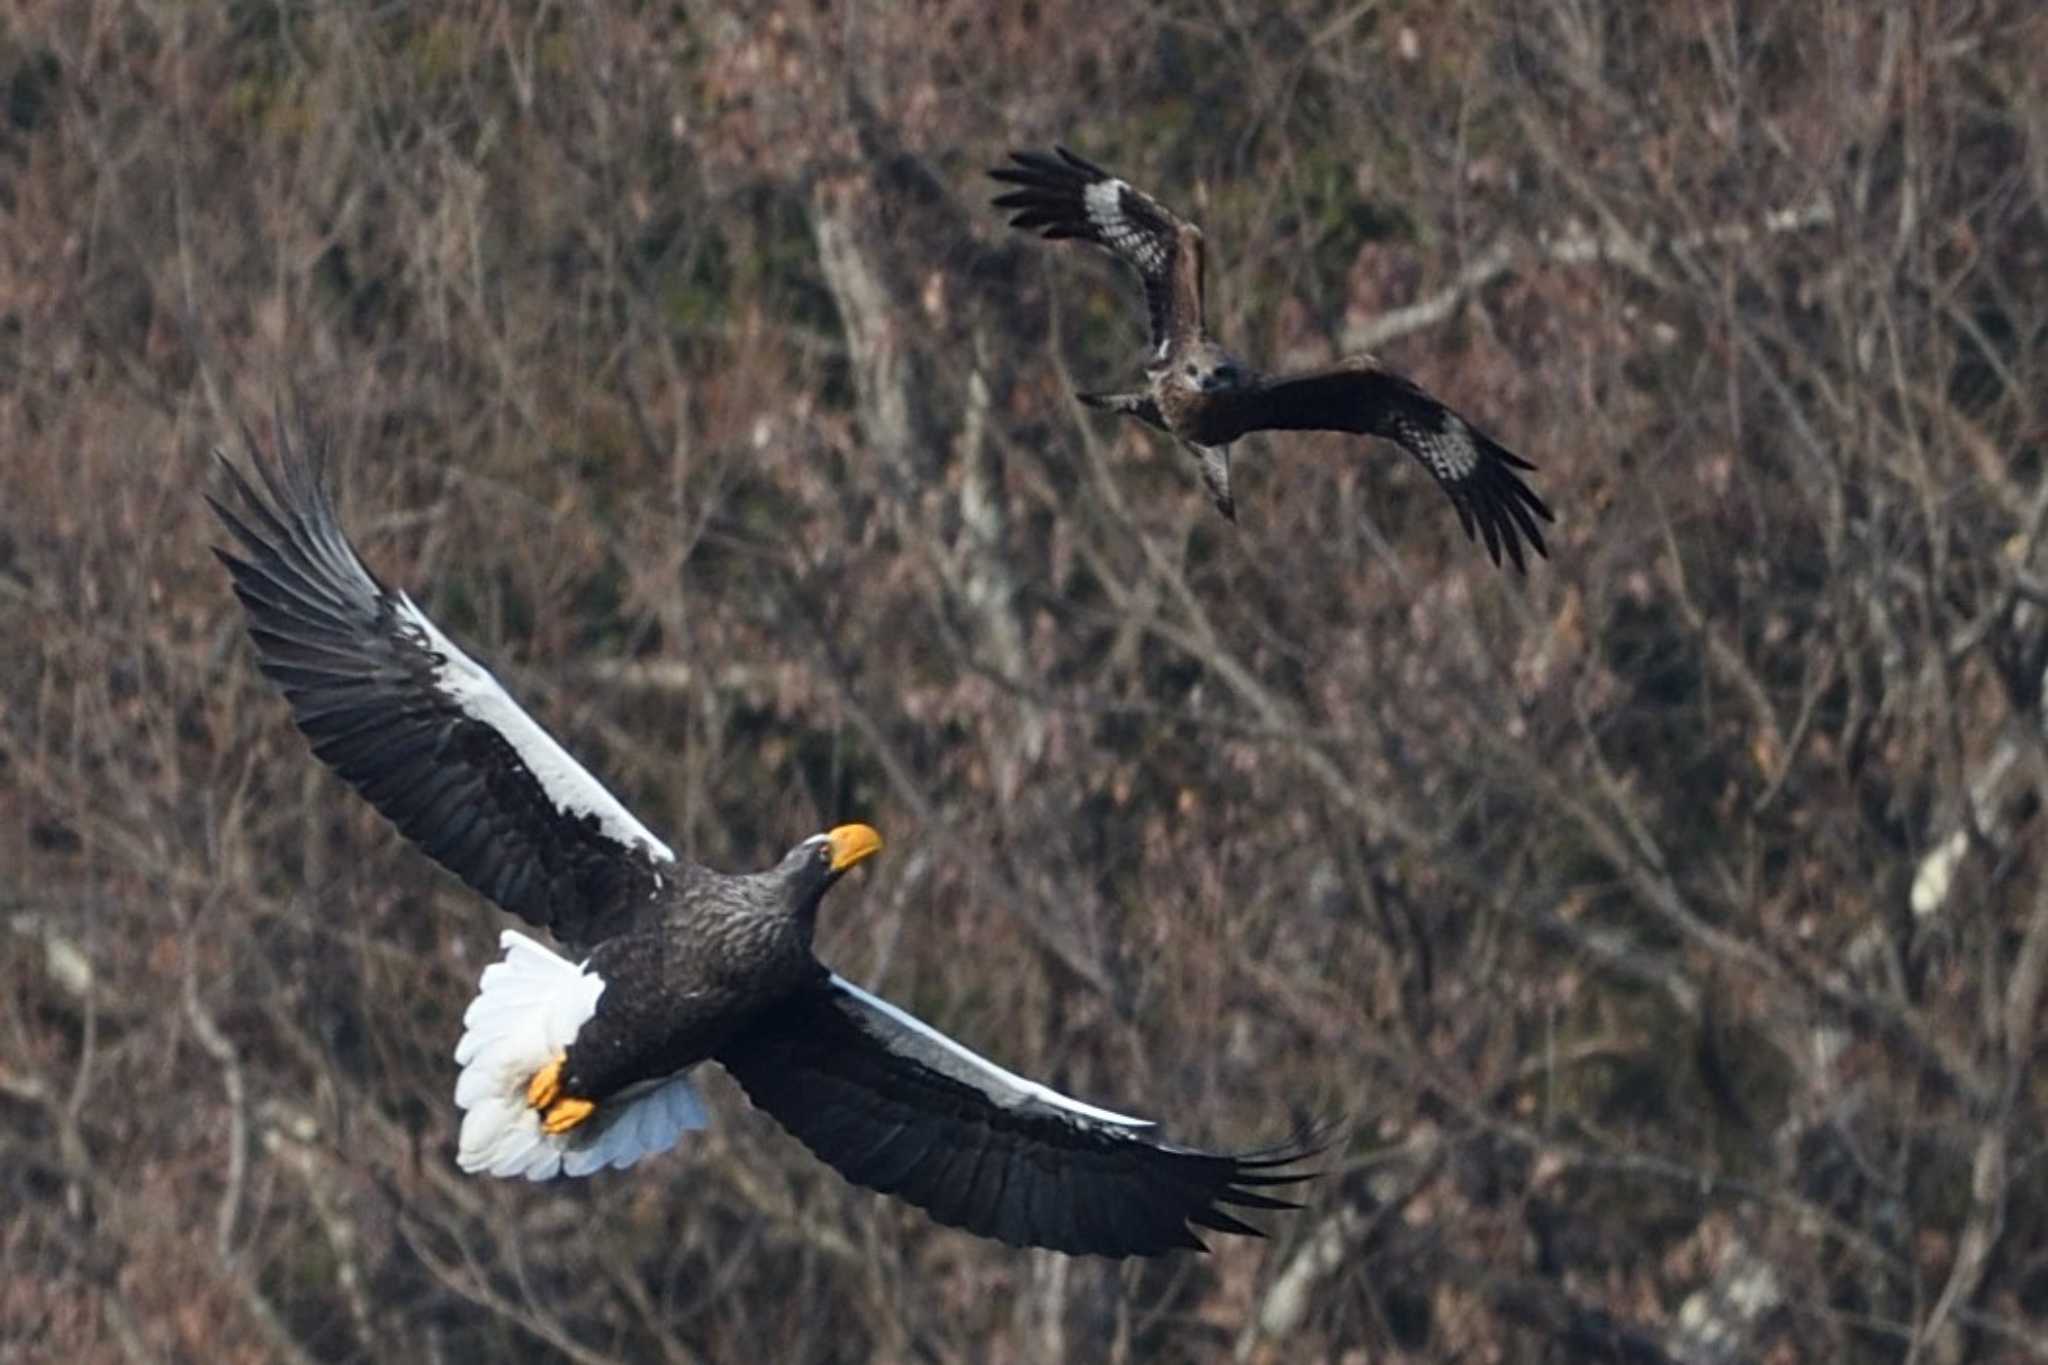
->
[[526, 1054, 566, 1111], [527, 1055, 596, 1133], [541, 1097, 596, 1134]]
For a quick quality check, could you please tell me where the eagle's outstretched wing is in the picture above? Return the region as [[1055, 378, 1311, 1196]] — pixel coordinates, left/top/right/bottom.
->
[[1231, 361, 1554, 571], [717, 975, 1316, 1257], [209, 417, 680, 950], [991, 146, 1205, 359]]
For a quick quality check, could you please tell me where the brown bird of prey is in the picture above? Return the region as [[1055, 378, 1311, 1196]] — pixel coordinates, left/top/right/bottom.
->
[[992, 145, 1553, 570], [208, 418, 1312, 1256]]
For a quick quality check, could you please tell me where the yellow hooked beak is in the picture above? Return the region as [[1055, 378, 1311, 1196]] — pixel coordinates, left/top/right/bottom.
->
[[826, 823, 883, 872]]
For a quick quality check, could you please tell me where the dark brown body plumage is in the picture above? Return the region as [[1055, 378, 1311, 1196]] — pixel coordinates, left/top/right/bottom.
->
[[563, 872, 826, 1102], [1156, 375, 1241, 448]]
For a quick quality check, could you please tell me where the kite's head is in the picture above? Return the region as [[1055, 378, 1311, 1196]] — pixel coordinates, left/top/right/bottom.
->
[[1182, 339, 1251, 393]]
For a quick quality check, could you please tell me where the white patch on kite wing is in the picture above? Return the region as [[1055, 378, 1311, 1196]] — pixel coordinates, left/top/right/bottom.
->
[[1083, 177, 1125, 230], [1403, 412, 1480, 483], [1084, 177, 1170, 276]]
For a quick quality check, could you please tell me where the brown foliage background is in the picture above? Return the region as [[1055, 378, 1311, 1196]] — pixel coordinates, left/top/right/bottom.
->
[[4, 2, 2047, 1361]]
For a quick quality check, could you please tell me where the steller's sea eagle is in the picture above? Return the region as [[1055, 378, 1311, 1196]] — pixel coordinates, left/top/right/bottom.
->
[[991, 145, 1553, 570], [207, 417, 1313, 1256]]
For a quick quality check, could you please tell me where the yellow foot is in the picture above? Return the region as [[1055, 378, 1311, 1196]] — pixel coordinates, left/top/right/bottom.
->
[[541, 1097, 596, 1134], [526, 1053, 566, 1111]]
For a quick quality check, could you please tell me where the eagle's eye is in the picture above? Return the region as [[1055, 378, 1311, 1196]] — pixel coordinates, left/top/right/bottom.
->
[[1184, 363, 1199, 379]]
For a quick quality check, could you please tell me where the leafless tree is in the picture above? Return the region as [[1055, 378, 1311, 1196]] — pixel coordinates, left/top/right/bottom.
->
[[2, 1, 2044, 1361]]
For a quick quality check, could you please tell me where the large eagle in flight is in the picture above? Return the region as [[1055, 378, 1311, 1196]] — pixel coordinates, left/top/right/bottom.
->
[[992, 146, 1553, 570], [209, 418, 1312, 1257]]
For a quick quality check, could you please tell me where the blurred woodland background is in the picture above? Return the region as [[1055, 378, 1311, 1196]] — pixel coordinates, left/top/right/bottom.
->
[[3, 2, 2047, 1361]]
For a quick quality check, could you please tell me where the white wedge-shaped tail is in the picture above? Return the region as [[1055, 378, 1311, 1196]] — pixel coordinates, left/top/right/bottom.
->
[[454, 929, 709, 1180]]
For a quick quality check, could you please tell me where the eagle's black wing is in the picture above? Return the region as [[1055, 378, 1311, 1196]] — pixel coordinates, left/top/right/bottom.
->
[[209, 417, 679, 950], [717, 976, 1315, 1257], [991, 146, 1206, 360], [1234, 360, 1554, 571]]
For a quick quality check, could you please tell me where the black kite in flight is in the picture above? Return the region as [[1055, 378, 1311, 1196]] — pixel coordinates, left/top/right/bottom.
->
[[992, 145, 1553, 570]]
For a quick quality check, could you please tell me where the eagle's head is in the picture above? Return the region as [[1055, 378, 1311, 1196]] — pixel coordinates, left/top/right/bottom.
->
[[776, 823, 884, 917]]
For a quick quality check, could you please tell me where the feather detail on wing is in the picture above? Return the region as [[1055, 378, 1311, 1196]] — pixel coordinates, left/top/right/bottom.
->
[[991, 146, 1206, 358], [1231, 361, 1554, 571], [715, 976, 1315, 1257], [208, 416, 679, 948]]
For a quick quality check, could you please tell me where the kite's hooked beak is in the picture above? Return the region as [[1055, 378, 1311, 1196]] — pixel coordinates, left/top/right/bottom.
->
[[826, 824, 884, 873]]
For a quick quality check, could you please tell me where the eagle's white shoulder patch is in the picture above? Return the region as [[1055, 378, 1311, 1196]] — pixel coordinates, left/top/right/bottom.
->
[[395, 595, 677, 863]]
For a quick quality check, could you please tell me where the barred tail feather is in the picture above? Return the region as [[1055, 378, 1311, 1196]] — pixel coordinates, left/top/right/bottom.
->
[[453, 930, 708, 1181]]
